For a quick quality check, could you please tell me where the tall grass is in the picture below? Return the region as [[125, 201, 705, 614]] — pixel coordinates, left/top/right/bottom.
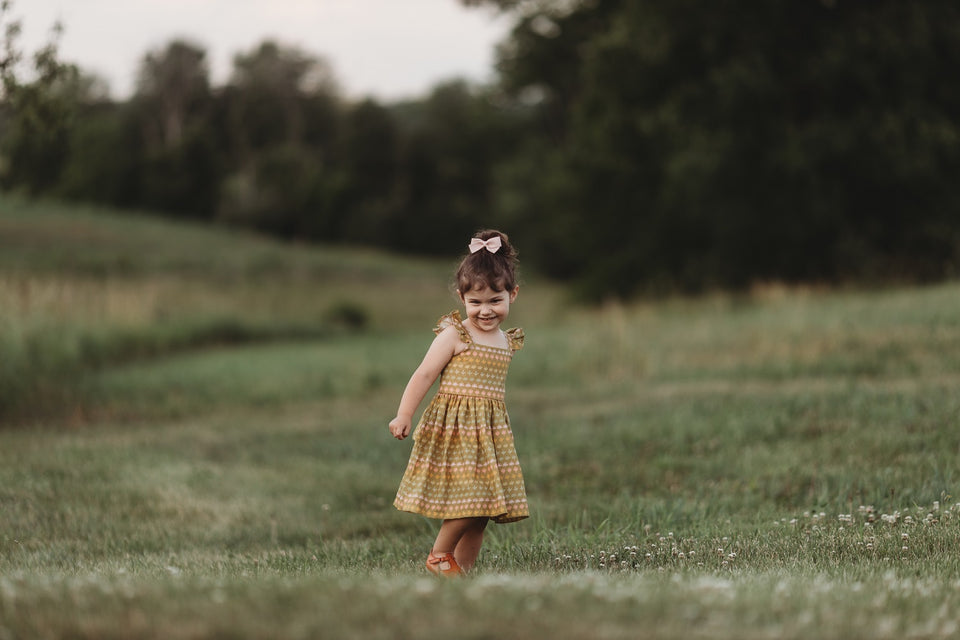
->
[[0, 195, 476, 422]]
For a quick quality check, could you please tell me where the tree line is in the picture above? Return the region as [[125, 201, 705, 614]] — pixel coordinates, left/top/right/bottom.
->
[[3, 0, 960, 299]]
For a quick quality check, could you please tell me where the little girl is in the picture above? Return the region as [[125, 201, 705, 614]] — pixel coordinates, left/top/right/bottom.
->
[[389, 229, 529, 576]]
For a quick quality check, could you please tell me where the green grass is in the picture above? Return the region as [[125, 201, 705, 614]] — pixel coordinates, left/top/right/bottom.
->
[[3, 196, 960, 638]]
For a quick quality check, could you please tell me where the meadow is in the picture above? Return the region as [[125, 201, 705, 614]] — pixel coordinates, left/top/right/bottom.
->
[[2, 194, 960, 638]]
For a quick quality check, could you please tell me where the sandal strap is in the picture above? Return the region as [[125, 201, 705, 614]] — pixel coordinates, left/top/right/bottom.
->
[[426, 551, 462, 575]]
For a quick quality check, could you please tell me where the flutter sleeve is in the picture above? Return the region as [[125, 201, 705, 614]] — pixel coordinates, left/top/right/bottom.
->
[[505, 327, 525, 351], [433, 310, 472, 344]]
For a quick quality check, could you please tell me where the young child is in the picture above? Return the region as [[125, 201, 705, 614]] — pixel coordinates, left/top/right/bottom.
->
[[389, 229, 529, 577]]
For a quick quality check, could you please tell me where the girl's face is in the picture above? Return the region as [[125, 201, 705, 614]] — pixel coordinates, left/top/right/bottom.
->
[[458, 284, 519, 335]]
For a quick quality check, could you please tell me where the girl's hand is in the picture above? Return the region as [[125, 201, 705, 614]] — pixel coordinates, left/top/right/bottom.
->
[[389, 416, 411, 440]]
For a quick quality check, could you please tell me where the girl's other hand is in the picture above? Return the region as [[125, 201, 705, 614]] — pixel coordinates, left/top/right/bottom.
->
[[389, 417, 411, 440]]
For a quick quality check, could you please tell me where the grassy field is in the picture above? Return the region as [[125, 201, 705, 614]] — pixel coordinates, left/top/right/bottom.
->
[[2, 194, 960, 638]]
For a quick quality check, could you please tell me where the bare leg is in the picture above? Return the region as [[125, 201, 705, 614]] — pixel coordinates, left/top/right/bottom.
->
[[454, 518, 489, 571], [432, 517, 479, 555]]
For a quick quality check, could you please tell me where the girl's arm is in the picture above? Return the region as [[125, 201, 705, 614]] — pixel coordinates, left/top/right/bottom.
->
[[388, 326, 460, 440]]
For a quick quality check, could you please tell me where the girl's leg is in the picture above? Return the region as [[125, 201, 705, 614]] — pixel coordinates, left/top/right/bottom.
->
[[432, 517, 477, 555], [453, 517, 489, 571], [432, 517, 489, 569]]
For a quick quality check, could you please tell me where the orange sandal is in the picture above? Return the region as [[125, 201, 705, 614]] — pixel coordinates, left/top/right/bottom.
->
[[425, 551, 462, 577]]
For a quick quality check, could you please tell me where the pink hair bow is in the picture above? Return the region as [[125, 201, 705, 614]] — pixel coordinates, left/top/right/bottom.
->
[[469, 236, 502, 254]]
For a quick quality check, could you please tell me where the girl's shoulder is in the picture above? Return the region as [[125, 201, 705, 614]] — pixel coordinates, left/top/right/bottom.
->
[[504, 327, 525, 352], [433, 311, 472, 344]]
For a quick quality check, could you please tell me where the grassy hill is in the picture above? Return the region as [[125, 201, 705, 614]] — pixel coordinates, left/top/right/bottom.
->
[[0, 194, 498, 422], [3, 195, 960, 638]]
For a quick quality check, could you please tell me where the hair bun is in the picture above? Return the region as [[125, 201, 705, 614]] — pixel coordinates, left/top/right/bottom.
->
[[457, 229, 519, 292]]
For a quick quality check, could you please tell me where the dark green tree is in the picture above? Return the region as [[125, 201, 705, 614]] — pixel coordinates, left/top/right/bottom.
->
[[216, 41, 342, 237], [332, 98, 400, 243], [0, 0, 78, 193], [388, 80, 531, 254], [130, 39, 219, 217], [468, 0, 960, 298], [54, 74, 142, 207]]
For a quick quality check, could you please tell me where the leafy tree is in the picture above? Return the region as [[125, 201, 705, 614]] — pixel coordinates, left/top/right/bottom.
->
[[0, 0, 78, 193], [56, 100, 141, 207], [331, 98, 400, 243], [470, 0, 960, 298], [217, 143, 326, 238], [130, 39, 218, 217], [224, 41, 338, 156], [215, 41, 342, 234], [135, 40, 210, 150], [53, 73, 143, 207], [387, 80, 531, 254]]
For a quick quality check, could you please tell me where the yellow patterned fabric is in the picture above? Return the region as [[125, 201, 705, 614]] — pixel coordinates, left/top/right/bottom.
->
[[394, 311, 529, 523]]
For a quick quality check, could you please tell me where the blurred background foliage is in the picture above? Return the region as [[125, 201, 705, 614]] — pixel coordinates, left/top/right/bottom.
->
[[2, 0, 960, 300]]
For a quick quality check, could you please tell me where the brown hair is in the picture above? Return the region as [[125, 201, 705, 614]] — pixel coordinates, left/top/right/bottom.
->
[[456, 229, 519, 293]]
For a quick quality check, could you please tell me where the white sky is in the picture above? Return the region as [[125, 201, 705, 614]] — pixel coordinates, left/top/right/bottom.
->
[[14, 0, 511, 101]]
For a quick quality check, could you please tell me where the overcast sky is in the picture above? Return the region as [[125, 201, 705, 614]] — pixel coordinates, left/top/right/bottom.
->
[[15, 0, 511, 101]]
